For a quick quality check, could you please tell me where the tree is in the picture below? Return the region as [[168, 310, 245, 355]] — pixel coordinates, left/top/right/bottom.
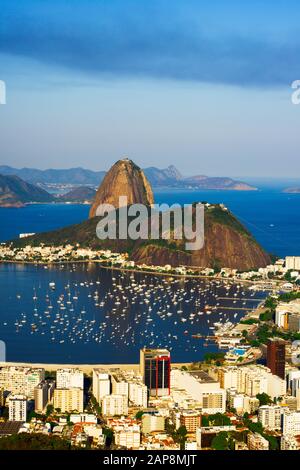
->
[[211, 432, 229, 450], [103, 428, 114, 447], [135, 411, 144, 420], [0, 433, 72, 450], [256, 393, 272, 406], [176, 425, 188, 450], [208, 413, 231, 426], [203, 352, 225, 364], [201, 415, 209, 427], [259, 310, 274, 322], [244, 419, 264, 434], [46, 404, 54, 417], [264, 297, 278, 311], [263, 434, 279, 450], [284, 271, 293, 282]]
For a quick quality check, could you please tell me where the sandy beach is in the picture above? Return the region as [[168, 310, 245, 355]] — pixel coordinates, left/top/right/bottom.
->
[[0, 361, 190, 374]]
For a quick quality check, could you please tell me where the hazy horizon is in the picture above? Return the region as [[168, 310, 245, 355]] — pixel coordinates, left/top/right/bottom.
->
[[1, 162, 300, 185]]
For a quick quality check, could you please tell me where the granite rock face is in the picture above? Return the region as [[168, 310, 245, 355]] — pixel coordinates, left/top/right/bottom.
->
[[89, 158, 154, 218]]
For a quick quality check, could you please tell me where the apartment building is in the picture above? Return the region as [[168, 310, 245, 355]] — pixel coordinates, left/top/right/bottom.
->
[[53, 388, 83, 413]]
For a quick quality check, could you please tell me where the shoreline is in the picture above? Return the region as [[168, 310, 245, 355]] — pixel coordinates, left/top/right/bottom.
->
[[0, 185, 260, 209], [0, 361, 190, 373], [0, 260, 281, 287]]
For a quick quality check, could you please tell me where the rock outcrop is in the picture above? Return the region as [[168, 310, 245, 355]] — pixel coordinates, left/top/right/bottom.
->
[[89, 158, 154, 218]]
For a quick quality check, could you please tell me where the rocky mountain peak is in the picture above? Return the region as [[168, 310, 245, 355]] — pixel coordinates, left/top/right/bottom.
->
[[89, 158, 154, 218]]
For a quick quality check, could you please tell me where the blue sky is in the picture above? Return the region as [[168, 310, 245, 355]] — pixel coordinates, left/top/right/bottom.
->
[[0, 0, 300, 176]]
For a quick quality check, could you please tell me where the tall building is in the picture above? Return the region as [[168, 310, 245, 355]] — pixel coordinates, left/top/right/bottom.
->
[[34, 381, 54, 413], [53, 388, 83, 413], [258, 405, 282, 430], [114, 428, 140, 450], [92, 370, 110, 402], [283, 410, 300, 436], [25, 369, 45, 399], [247, 432, 269, 450], [180, 410, 201, 433], [141, 414, 165, 434], [140, 348, 170, 397], [288, 314, 300, 332], [171, 369, 226, 414], [111, 373, 129, 398], [102, 394, 128, 417], [8, 395, 27, 422], [56, 369, 84, 390], [217, 365, 286, 399], [267, 338, 286, 379], [285, 256, 300, 271], [0, 366, 44, 397], [128, 382, 148, 408], [287, 369, 300, 396]]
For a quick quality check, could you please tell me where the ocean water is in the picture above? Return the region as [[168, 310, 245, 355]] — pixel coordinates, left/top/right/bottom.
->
[[0, 263, 267, 363], [0, 183, 297, 363], [1, 184, 300, 257]]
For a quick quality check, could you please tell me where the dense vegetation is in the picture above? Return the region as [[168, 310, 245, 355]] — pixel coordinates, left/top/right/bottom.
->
[[0, 433, 73, 450]]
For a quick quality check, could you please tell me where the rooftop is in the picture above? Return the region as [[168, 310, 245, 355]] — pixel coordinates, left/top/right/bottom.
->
[[188, 371, 217, 384]]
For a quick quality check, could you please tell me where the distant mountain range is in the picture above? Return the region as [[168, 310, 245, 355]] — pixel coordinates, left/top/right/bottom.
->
[[0, 165, 106, 185], [0, 174, 55, 207], [0, 164, 256, 191], [0, 174, 98, 207], [59, 186, 96, 202], [283, 187, 300, 194]]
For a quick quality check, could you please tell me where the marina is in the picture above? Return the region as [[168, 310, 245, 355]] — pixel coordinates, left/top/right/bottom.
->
[[0, 263, 268, 364]]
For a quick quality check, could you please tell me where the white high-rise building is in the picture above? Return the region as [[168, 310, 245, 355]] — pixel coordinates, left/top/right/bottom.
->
[[286, 257, 300, 271], [287, 369, 300, 396], [111, 373, 129, 398], [247, 432, 269, 450], [53, 388, 83, 413], [283, 410, 300, 436], [34, 381, 54, 413], [114, 429, 140, 450], [102, 394, 128, 417], [258, 405, 282, 430], [129, 382, 147, 408], [218, 367, 239, 390], [218, 365, 286, 399], [227, 388, 260, 415], [0, 367, 45, 398], [56, 369, 83, 390], [8, 394, 27, 422], [267, 374, 286, 399], [25, 369, 45, 399], [92, 370, 110, 402], [171, 369, 226, 413]]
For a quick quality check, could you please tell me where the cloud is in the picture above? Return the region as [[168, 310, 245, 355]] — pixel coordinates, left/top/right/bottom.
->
[[0, 0, 299, 87]]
